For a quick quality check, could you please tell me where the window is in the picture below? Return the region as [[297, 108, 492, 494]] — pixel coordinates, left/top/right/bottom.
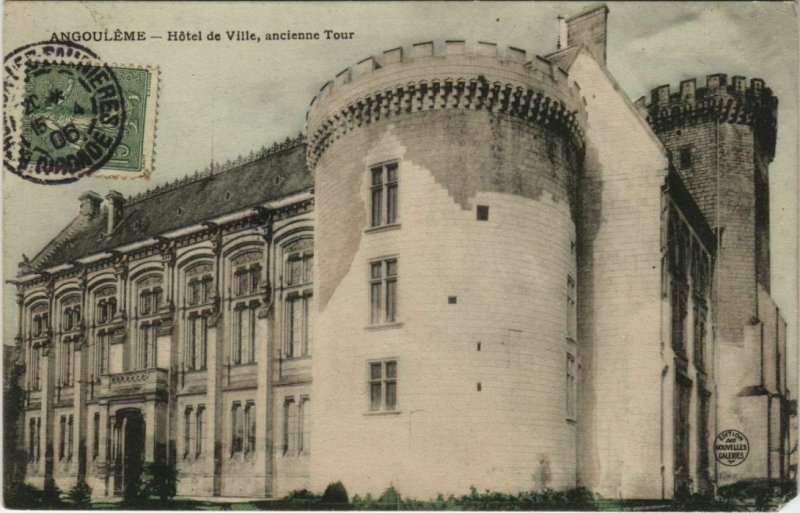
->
[[232, 304, 257, 365], [29, 344, 41, 390], [93, 332, 108, 378], [92, 413, 100, 460], [283, 397, 297, 455], [697, 391, 710, 473], [299, 397, 310, 454], [369, 361, 397, 412], [370, 259, 398, 325], [196, 406, 205, 457], [694, 304, 707, 369], [184, 406, 193, 459], [370, 162, 399, 227], [28, 419, 36, 462], [476, 205, 489, 221], [671, 281, 688, 356], [96, 297, 117, 325], [231, 402, 243, 455], [566, 276, 577, 340], [679, 147, 692, 169], [138, 278, 163, 317], [187, 275, 213, 306], [32, 311, 48, 337], [285, 245, 313, 358], [136, 324, 157, 369], [244, 402, 256, 454], [68, 415, 74, 460], [234, 264, 261, 297], [566, 354, 577, 420], [59, 416, 66, 460], [62, 305, 81, 331], [185, 314, 208, 370], [36, 418, 41, 462], [60, 337, 73, 386]]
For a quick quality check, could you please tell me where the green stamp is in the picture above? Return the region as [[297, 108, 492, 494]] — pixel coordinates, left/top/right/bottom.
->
[[105, 67, 155, 173], [17, 59, 157, 183]]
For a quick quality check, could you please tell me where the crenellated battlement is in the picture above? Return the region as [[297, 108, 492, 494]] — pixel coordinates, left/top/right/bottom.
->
[[634, 73, 778, 159], [305, 40, 587, 169]]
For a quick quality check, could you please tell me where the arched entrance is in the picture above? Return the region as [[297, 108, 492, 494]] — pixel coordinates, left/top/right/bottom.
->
[[111, 409, 145, 496]]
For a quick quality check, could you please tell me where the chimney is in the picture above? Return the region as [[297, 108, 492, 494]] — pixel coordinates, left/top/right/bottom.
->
[[105, 190, 124, 234], [557, 16, 568, 50], [78, 191, 103, 218], [564, 4, 609, 65]]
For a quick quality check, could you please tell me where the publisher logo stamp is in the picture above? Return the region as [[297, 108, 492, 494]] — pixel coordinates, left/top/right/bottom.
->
[[714, 429, 749, 466]]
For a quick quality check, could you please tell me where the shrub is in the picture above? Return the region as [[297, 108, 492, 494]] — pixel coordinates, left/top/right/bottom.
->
[[42, 478, 64, 509], [4, 482, 45, 509], [321, 481, 349, 508], [140, 461, 179, 504], [66, 480, 92, 509]]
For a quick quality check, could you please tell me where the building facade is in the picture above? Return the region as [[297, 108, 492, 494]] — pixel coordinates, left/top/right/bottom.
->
[[12, 4, 790, 501]]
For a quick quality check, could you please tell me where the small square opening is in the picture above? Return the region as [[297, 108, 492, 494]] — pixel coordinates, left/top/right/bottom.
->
[[448, 296, 457, 304], [476, 205, 489, 221]]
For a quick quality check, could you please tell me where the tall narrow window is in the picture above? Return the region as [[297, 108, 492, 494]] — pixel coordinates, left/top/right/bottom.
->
[[28, 419, 36, 462], [566, 354, 577, 420], [59, 416, 66, 460], [61, 337, 73, 386], [566, 276, 577, 340], [196, 406, 205, 457], [245, 402, 256, 454], [671, 281, 688, 356], [231, 403, 243, 455], [694, 304, 707, 369], [186, 314, 208, 371], [697, 391, 710, 474], [184, 407, 193, 459], [370, 162, 399, 227], [369, 259, 398, 325], [369, 361, 397, 412], [92, 413, 100, 460], [137, 325, 156, 369], [283, 398, 296, 455], [68, 415, 74, 460], [35, 418, 41, 462], [284, 244, 313, 358], [299, 397, 310, 454]]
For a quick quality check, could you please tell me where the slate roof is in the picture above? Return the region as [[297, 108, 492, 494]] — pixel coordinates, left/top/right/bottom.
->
[[27, 140, 311, 273]]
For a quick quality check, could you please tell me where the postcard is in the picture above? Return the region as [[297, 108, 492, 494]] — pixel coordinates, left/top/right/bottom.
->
[[2, 2, 797, 510]]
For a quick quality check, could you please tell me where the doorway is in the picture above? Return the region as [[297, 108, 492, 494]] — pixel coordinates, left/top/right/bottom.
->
[[112, 410, 145, 496]]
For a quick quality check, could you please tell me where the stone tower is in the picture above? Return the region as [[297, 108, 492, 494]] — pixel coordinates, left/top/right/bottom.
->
[[305, 42, 586, 497], [637, 75, 789, 484]]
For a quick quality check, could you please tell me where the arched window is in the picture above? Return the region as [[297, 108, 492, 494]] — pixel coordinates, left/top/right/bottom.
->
[[93, 286, 116, 379], [283, 239, 313, 358], [229, 251, 262, 365], [137, 275, 163, 317], [134, 275, 162, 370], [184, 263, 213, 371]]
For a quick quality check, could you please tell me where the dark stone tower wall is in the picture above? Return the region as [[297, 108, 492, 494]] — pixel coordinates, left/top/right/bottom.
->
[[635, 73, 778, 345]]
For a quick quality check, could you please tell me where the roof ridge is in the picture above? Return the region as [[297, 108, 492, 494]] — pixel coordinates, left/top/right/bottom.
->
[[125, 132, 306, 206]]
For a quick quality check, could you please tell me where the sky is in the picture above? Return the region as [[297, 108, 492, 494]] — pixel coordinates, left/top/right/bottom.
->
[[3, 1, 798, 388]]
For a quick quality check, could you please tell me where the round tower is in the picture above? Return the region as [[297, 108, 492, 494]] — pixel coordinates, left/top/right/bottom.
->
[[307, 41, 586, 498]]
